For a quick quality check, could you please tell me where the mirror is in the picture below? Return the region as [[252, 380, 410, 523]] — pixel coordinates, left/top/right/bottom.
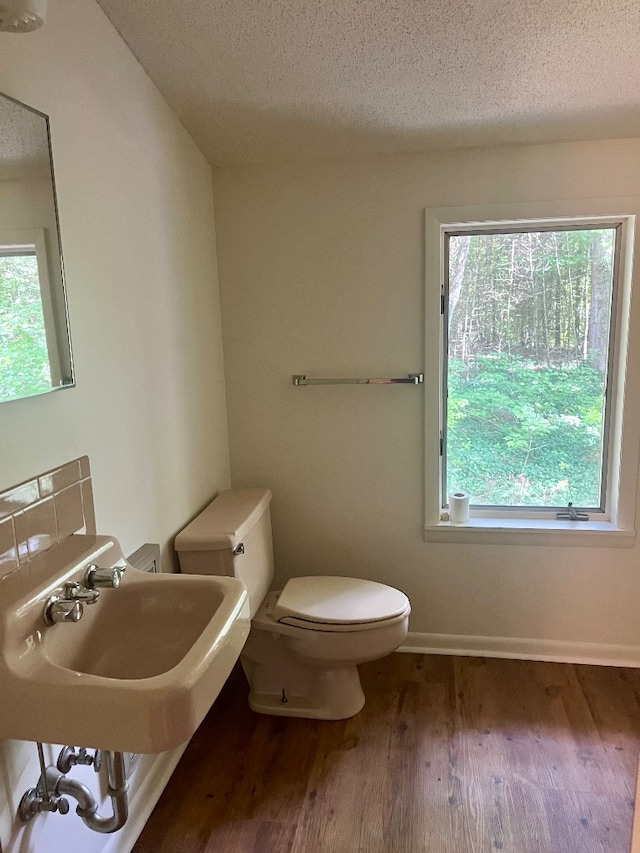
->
[[0, 91, 73, 403]]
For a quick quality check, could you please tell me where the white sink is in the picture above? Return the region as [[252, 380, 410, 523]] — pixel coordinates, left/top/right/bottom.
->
[[0, 535, 250, 753]]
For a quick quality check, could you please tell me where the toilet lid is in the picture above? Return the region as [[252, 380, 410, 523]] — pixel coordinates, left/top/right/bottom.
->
[[273, 576, 409, 626]]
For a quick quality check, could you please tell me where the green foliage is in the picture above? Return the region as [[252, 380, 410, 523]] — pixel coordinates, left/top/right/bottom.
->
[[0, 255, 51, 402], [446, 355, 605, 507], [446, 225, 614, 508]]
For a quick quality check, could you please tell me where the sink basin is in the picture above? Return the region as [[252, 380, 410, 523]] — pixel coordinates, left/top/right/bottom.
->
[[0, 535, 250, 753]]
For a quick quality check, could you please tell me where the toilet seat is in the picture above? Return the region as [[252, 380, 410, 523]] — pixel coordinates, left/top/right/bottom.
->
[[272, 576, 410, 632]]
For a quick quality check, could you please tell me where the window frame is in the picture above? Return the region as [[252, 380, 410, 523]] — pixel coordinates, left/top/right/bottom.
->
[[442, 220, 621, 516], [424, 200, 640, 547]]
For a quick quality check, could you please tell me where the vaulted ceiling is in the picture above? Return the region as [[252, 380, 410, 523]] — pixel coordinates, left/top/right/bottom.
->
[[97, 0, 640, 165]]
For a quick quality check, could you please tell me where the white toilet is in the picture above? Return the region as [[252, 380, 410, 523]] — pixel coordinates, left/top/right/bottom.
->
[[175, 488, 411, 720]]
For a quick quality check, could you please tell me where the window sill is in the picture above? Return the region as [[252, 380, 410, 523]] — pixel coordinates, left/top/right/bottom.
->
[[424, 517, 636, 547]]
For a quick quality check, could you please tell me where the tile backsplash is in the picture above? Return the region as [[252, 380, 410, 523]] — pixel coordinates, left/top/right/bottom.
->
[[0, 457, 96, 580]]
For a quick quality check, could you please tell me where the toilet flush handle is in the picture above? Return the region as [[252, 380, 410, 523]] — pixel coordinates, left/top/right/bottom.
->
[[233, 544, 245, 555]]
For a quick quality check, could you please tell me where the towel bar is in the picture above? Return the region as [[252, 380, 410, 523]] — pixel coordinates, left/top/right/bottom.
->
[[292, 373, 424, 386]]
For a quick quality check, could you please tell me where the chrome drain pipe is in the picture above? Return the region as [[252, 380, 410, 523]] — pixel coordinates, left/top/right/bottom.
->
[[19, 747, 128, 834], [57, 750, 128, 833]]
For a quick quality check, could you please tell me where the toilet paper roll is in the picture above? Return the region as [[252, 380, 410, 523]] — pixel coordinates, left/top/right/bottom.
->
[[449, 491, 470, 524]]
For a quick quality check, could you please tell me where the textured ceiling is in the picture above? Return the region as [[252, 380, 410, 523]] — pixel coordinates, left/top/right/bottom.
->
[[96, 0, 640, 165], [0, 95, 51, 181]]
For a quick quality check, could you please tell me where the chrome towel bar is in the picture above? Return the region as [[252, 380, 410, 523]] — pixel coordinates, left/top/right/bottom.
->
[[292, 373, 424, 386]]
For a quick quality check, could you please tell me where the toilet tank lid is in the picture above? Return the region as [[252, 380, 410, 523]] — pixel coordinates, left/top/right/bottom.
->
[[175, 488, 272, 551], [273, 576, 410, 625]]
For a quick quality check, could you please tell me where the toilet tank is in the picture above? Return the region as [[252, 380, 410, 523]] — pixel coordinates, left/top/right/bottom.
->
[[175, 488, 274, 617]]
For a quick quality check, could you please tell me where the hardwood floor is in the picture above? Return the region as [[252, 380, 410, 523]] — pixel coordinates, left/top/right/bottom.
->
[[132, 654, 640, 853]]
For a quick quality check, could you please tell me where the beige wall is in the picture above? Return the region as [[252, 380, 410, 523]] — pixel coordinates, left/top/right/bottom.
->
[[213, 140, 640, 655], [0, 0, 229, 849], [0, 0, 229, 565]]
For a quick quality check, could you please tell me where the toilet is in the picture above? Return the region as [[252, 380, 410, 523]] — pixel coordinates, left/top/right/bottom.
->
[[175, 488, 411, 720]]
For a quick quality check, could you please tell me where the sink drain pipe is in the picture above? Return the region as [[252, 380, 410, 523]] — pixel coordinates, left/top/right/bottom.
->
[[19, 746, 128, 834], [58, 750, 128, 832]]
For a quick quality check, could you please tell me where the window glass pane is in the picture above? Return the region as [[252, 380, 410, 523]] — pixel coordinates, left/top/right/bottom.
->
[[0, 253, 52, 402], [445, 227, 616, 508]]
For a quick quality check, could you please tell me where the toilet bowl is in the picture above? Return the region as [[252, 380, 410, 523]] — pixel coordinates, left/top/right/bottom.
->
[[175, 488, 411, 719]]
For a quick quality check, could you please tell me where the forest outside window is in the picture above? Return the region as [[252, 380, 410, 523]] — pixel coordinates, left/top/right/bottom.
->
[[0, 230, 65, 402], [443, 222, 617, 513], [424, 203, 640, 545]]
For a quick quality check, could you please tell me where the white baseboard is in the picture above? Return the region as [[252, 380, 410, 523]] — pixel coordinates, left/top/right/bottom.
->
[[399, 631, 640, 668], [102, 742, 188, 853]]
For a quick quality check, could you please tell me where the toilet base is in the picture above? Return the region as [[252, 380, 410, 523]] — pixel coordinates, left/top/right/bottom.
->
[[241, 653, 365, 720]]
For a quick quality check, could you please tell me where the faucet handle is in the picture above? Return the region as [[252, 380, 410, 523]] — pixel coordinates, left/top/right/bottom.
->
[[84, 564, 125, 589], [44, 597, 83, 625]]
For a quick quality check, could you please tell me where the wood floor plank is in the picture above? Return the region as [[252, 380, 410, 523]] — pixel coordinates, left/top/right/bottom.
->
[[632, 764, 640, 853], [452, 657, 529, 853], [133, 654, 640, 853], [506, 661, 621, 797], [291, 669, 398, 852], [382, 681, 454, 852], [542, 787, 634, 853], [574, 664, 640, 799]]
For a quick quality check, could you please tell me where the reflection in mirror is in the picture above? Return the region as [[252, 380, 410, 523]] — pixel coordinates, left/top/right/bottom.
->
[[0, 92, 73, 403]]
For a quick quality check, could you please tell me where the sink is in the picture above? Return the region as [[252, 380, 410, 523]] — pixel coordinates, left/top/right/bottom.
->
[[43, 579, 235, 680], [0, 535, 250, 753]]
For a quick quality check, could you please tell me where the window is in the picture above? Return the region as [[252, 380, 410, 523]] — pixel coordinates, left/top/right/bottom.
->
[[444, 224, 617, 512], [0, 230, 66, 403], [424, 202, 640, 546]]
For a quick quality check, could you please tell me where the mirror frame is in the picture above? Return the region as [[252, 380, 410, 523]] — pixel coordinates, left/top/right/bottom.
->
[[0, 90, 74, 403]]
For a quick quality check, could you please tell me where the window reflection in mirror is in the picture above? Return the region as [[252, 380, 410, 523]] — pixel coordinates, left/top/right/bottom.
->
[[0, 92, 73, 403]]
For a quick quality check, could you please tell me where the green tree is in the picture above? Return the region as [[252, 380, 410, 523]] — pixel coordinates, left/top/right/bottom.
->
[[0, 254, 51, 402]]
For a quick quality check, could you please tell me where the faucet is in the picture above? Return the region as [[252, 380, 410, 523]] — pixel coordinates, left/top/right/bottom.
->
[[44, 583, 98, 625], [43, 564, 125, 625], [63, 581, 100, 604], [83, 563, 125, 589]]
